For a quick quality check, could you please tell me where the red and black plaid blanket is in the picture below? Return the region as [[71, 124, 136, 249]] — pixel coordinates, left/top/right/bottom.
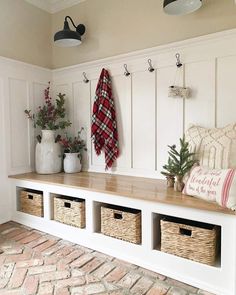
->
[[91, 68, 119, 169]]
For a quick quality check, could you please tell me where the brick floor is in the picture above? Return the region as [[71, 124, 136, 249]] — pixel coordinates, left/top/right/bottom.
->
[[0, 222, 215, 295]]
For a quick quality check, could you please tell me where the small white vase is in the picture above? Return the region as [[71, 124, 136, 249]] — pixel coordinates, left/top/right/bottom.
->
[[35, 130, 62, 174], [64, 153, 82, 173]]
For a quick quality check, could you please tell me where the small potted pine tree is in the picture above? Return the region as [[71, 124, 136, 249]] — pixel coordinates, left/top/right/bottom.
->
[[161, 159, 176, 188], [161, 137, 197, 192]]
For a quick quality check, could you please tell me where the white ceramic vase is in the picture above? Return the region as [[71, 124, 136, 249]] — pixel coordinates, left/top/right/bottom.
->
[[35, 130, 62, 174], [63, 153, 82, 173]]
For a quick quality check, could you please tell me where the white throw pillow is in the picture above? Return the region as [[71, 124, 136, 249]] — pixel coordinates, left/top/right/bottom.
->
[[185, 123, 236, 169], [183, 166, 236, 210]]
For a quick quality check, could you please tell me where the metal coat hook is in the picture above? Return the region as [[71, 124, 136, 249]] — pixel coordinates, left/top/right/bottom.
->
[[175, 53, 182, 68], [148, 59, 154, 72], [83, 72, 89, 83], [124, 64, 130, 76]]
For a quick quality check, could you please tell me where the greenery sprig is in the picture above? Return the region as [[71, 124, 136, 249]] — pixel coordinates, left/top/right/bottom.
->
[[59, 128, 87, 159], [24, 83, 71, 131]]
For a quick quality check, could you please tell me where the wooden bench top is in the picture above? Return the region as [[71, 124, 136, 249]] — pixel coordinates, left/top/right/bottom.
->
[[9, 172, 235, 215]]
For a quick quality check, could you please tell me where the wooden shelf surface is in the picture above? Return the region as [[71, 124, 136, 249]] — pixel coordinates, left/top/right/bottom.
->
[[9, 172, 235, 215]]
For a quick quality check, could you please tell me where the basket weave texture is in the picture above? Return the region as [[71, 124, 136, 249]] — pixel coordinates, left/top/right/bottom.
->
[[101, 205, 141, 244], [161, 218, 219, 266], [54, 197, 85, 228], [20, 190, 43, 217]]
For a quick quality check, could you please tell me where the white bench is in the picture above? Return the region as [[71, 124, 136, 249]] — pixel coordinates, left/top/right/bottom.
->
[[9, 172, 236, 295]]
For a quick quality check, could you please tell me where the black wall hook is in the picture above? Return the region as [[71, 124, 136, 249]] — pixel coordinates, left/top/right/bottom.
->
[[124, 64, 130, 76], [83, 72, 89, 83], [175, 53, 182, 68], [148, 59, 155, 72]]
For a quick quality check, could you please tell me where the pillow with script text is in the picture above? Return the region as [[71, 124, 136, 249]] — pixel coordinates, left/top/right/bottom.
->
[[183, 166, 236, 210]]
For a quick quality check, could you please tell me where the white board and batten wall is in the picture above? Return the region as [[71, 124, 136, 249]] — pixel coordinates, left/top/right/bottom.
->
[[52, 28, 236, 178], [0, 57, 51, 223], [2, 28, 236, 224]]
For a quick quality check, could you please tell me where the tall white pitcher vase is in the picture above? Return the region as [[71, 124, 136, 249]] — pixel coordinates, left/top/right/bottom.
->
[[35, 130, 62, 174]]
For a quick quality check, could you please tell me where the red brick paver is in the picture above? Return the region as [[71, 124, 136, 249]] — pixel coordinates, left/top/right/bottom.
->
[[0, 222, 215, 295]]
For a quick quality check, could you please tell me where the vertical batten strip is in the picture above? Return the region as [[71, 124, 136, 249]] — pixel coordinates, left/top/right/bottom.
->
[[215, 58, 218, 128], [127, 75, 132, 169], [88, 79, 92, 168], [27, 81, 32, 170], [90, 79, 95, 167], [70, 81, 75, 135], [72, 81, 76, 135], [155, 69, 158, 171], [27, 81, 34, 171], [130, 73, 134, 169], [182, 64, 186, 135]]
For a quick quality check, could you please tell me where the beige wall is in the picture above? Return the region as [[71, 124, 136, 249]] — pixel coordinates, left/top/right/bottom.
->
[[1, 0, 236, 69], [0, 0, 51, 68], [52, 0, 236, 69]]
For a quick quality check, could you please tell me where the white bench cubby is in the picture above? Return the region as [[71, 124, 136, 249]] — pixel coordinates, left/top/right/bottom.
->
[[9, 174, 236, 295]]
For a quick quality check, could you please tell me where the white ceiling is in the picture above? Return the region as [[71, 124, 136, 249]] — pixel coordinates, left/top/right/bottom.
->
[[24, 0, 86, 14]]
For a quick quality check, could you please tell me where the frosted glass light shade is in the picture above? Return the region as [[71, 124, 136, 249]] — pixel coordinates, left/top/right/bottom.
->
[[54, 30, 82, 47], [54, 38, 82, 47], [163, 0, 202, 15]]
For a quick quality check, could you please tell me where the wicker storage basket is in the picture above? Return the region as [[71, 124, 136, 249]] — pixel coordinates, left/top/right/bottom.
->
[[101, 205, 141, 244], [54, 196, 85, 228], [20, 190, 43, 217], [160, 217, 219, 266]]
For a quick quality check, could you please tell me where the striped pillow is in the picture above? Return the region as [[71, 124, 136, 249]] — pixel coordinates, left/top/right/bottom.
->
[[183, 166, 236, 210]]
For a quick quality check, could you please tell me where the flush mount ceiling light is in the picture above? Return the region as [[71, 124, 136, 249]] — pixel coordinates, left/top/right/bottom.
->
[[163, 0, 202, 15], [54, 16, 86, 47]]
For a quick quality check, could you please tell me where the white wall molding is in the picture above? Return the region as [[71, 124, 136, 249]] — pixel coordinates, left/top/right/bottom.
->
[[2, 27, 236, 178], [52, 28, 236, 178], [24, 0, 86, 14], [0, 56, 51, 74], [0, 56, 51, 223], [53, 28, 236, 75]]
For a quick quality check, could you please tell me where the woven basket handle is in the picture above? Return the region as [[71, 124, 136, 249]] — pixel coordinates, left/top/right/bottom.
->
[[179, 227, 192, 237], [28, 194, 34, 200], [64, 202, 71, 208], [113, 211, 123, 220]]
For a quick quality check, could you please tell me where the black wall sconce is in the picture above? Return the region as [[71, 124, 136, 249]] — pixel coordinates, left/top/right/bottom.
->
[[163, 0, 202, 15], [54, 16, 86, 47]]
